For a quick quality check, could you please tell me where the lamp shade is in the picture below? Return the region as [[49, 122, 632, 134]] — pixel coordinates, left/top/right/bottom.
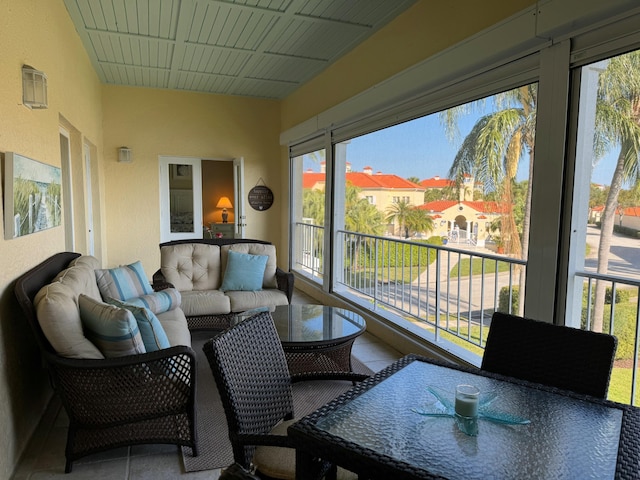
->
[[216, 196, 233, 209]]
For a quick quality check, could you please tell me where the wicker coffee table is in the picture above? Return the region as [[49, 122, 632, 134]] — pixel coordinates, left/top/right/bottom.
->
[[236, 304, 367, 378]]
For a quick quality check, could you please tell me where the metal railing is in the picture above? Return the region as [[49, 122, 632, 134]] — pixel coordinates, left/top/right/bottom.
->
[[294, 222, 325, 280], [336, 230, 525, 350], [294, 222, 525, 350], [575, 271, 640, 405], [293, 222, 640, 405]]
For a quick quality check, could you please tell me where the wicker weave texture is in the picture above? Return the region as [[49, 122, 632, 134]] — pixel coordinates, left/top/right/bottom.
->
[[14, 252, 198, 472], [481, 312, 617, 398], [203, 312, 294, 468]]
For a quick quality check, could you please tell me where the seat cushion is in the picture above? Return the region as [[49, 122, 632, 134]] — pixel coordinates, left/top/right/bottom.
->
[[253, 420, 356, 480], [225, 289, 289, 313], [156, 308, 192, 347], [179, 290, 231, 316], [221, 243, 278, 289]]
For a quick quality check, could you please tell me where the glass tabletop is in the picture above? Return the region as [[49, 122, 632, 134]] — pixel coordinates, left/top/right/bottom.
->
[[272, 304, 365, 345], [314, 360, 623, 479]]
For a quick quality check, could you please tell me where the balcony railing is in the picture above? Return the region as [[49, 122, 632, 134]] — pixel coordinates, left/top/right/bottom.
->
[[293, 222, 640, 406], [575, 271, 640, 406], [335, 230, 525, 352]]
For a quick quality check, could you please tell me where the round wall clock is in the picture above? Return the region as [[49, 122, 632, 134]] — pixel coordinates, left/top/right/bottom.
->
[[248, 185, 274, 211]]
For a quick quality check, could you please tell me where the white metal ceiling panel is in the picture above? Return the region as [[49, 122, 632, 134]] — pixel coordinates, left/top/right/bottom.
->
[[64, 0, 418, 98]]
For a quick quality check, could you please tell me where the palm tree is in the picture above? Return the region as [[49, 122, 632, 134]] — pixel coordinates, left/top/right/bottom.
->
[[443, 84, 537, 315], [591, 51, 640, 333], [405, 208, 435, 238], [344, 183, 385, 271], [302, 188, 325, 225], [386, 200, 414, 237]]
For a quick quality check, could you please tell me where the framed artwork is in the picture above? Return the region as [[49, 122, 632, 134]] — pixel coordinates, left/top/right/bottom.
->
[[171, 164, 192, 181], [3, 152, 62, 239]]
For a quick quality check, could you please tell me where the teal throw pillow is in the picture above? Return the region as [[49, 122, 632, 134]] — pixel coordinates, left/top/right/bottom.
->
[[220, 250, 268, 292], [125, 288, 181, 314], [78, 294, 146, 358], [95, 261, 153, 301], [108, 298, 171, 352]]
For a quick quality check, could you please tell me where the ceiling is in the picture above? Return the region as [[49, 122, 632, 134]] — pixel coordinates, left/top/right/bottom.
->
[[63, 0, 417, 100]]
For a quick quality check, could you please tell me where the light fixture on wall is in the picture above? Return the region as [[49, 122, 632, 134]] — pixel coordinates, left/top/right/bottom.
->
[[22, 65, 48, 109], [216, 196, 233, 223], [118, 147, 132, 163]]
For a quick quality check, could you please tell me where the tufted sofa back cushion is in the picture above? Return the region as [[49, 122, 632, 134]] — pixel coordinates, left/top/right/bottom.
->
[[160, 243, 222, 291]]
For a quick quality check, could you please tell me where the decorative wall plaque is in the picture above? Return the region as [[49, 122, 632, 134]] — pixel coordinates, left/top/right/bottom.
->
[[248, 182, 274, 211]]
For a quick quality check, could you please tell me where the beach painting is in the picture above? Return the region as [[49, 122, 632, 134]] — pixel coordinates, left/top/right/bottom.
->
[[3, 152, 62, 239]]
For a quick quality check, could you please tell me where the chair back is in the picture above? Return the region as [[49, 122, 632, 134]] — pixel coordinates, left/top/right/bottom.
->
[[481, 312, 617, 398], [203, 312, 294, 466], [14, 251, 81, 355]]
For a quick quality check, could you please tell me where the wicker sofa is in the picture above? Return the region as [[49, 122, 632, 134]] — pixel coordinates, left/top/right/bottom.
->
[[153, 238, 294, 331], [14, 252, 198, 473]]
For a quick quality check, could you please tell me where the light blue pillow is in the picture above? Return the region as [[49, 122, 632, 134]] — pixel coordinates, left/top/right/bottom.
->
[[107, 298, 171, 352], [78, 294, 146, 358], [95, 261, 154, 301], [220, 250, 268, 292], [125, 288, 181, 314]]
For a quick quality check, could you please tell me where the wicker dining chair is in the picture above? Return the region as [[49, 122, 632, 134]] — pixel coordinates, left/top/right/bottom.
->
[[481, 311, 618, 398], [203, 311, 356, 480]]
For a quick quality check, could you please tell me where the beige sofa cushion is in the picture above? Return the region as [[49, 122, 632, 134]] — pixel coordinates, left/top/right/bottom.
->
[[156, 308, 192, 347], [161, 243, 222, 291], [225, 289, 288, 313], [179, 290, 231, 317], [54, 264, 102, 301], [35, 282, 104, 359], [221, 243, 278, 289]]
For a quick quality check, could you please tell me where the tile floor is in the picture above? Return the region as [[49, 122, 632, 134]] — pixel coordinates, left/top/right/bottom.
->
[[11, 291, 402, 479]]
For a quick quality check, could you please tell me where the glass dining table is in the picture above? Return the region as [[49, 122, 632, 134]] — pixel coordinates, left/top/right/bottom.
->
[[289, 354, 640, 479]]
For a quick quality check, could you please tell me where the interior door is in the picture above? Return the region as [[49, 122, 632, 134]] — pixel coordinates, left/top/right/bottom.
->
[[233, 157, 245, 239], [159, 156, 203, 242]]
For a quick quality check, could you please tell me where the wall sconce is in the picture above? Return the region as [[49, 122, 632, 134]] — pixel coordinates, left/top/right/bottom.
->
[[118, 147, 132, 163], [22, 65, 48, 109], [216, 196, 233, 223]]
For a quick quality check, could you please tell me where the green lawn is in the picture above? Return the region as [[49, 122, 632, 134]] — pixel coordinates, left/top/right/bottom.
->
[[450, 258, 511, 278]]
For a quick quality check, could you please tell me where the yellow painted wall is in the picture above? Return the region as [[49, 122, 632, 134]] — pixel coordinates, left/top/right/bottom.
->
[[101, 86, 281, 273], [0, 0, 103, 477]]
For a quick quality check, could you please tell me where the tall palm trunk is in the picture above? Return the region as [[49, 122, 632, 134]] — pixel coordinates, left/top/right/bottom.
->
[[593, 146, 628, 332], [517, 146, 535, 316]]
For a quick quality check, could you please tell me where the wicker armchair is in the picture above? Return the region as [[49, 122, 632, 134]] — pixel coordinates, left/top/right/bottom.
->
[[481, 311, 617, 398], [14, 252, 198, 473], [203, 312, 355, 480]]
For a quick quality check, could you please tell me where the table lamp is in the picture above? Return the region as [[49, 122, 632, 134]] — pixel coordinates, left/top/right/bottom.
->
[[216, 196, 233, 223]]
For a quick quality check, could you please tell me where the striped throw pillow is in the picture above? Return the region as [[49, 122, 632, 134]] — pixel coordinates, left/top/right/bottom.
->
[[125, 288, 181, 314], [107, 298, 171, 352], [95, 261, 153, 301], [78, 295, 146, 358]]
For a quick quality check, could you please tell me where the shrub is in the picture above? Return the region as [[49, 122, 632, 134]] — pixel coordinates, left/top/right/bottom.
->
[[498, 286, 519, 314]]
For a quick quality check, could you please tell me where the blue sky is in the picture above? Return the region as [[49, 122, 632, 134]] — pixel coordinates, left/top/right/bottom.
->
[[305, 105, 618, 188]]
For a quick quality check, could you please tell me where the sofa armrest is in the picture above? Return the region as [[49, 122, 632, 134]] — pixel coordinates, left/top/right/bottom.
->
[[276, 268, 294, 303], [152, 269, 175, 291], [45, 345, 197, 423]]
